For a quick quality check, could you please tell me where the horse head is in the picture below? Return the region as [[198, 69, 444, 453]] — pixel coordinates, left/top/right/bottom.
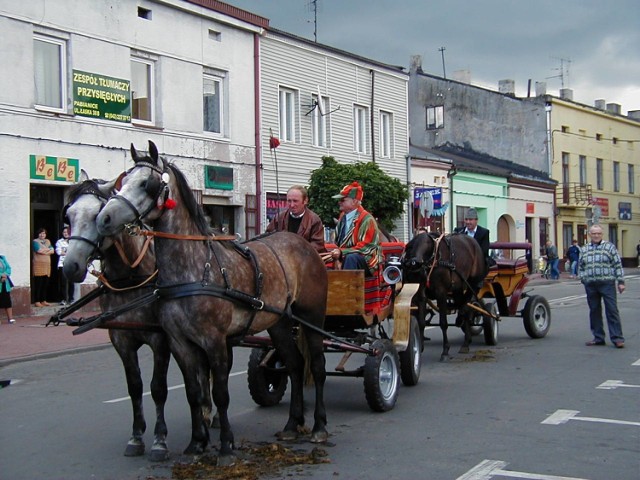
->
[[63, 170, 116, 282], [96, 141, 175, 236], [401, 232, 436, 283]]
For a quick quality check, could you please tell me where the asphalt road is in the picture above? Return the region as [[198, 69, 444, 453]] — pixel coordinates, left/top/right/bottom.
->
[[1, 276, 638, 480]]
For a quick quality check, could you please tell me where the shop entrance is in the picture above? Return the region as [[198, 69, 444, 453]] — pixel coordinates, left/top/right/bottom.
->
[[30, 185, 66, 304]]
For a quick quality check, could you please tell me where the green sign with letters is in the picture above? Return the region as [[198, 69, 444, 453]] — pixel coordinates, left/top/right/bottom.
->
[[72, 70, 131, 123], [204, 166, 234, 190]]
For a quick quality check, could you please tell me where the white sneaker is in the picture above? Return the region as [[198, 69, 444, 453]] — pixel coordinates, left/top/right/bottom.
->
[[8, 318, 15, 324]]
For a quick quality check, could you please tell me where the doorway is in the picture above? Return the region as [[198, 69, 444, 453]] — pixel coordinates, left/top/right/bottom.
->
[[30, 185, 65, 304]]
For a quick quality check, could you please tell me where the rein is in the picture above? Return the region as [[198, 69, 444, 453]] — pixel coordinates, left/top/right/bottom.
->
[[425, 233, 446, 288], [125, 224, 238, 242]]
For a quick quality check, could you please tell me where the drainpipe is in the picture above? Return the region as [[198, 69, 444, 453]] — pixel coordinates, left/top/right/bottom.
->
[[370, 69, 375, 162], [545, 101, 557, 247], [254, 32, 262, 233], [406, 154, 412, 239], [447, 164, 457, 233]]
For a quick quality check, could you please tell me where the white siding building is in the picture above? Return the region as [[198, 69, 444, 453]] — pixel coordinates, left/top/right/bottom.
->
[[258, 30, 410, 238]]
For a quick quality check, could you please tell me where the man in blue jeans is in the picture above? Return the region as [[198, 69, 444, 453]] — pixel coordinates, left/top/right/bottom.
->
[[578, 224, 625, 348], [545, 240, 560, 280]]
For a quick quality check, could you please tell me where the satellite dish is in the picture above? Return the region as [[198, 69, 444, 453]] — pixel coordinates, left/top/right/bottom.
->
[[316, 86, 325, 116]]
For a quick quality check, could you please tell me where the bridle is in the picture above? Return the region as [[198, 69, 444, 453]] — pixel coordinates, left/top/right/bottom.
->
[[63, 183, 111, 259], [110, 161, 170, 229]]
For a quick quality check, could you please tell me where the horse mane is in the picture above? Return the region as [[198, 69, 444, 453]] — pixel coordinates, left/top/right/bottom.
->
[[67, 178, 109, 204], [166, 163, 212, 236]]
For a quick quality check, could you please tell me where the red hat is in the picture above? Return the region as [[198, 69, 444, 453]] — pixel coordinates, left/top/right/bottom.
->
[[332, 181, 363, 201]]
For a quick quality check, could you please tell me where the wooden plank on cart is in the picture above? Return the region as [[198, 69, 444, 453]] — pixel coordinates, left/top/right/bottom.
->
[[326, 270, 365, 316]]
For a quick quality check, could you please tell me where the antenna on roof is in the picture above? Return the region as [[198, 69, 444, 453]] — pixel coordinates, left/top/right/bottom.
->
[[547, 56, 571, 89], [306, 0, 319, 42]]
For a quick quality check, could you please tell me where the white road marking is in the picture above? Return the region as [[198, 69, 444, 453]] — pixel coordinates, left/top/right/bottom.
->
[[597, 379, 640, 390], [542, 409, 640, 427], [457, 459, 588, 480], [632, 359, 640, 366], [104, 370, 247, 404]]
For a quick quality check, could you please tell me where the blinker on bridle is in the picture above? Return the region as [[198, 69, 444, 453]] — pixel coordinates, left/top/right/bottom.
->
[[64, 183, 110, 258]]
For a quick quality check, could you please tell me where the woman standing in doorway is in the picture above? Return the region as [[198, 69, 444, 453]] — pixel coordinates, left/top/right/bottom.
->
[[32, 227, 54, 307]]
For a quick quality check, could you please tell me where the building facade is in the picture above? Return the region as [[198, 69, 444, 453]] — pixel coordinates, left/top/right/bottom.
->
[[0, 0, 265, 312]]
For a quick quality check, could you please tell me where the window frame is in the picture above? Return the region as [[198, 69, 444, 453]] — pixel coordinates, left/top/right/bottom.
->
[[131, 57, 155, 125], [203, 73, 225, 135], [353, 104, 368, 154], [426, 105, 444, 130], [629, 164, 635, 194], [613, 161, 620, 192], [596, 158, 603, 190], [579, 155, 587, 186], [278, 87, 298, 143], [33, 34, 67, 113], [379, 110, 393, 158]]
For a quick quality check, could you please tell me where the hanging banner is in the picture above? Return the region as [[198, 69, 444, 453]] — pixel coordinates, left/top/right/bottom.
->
[[413, 187, 448, 217], [266, 192, 287, 222]]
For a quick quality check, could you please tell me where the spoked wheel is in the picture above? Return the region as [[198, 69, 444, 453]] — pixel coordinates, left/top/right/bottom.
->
[[247, 348, 288, 407], [522, 295, 551, 338], [399, 316, 422, 386], [364, 339, 400, 412], [482, 300, 499, 346]]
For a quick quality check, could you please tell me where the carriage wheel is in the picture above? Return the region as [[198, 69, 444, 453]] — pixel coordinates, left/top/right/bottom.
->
[[399, 316, 422, 387], [364, 339, 400, 412], [247, 348, 288, 407], [469, 303, 484, 336], [482, 300, 499, 346], [523, 295, 551, 338]]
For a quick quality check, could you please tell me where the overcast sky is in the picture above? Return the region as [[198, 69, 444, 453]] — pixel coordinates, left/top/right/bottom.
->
[[227, 0, 640, 114]]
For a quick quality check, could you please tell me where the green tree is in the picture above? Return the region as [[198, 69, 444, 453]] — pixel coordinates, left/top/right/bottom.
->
[[307, 156, 408, 232]]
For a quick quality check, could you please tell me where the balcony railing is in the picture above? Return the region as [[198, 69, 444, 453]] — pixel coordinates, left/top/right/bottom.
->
[[556, 183, 593, 206]]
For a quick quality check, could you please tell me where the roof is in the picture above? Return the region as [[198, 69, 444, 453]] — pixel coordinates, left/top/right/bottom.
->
[[410, 143, 556, 188], [184, 0, 270, 28]]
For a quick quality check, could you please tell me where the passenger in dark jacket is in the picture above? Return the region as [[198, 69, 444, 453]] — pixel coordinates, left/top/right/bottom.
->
[[567, 239, 580, 278], [453, 207, 493, 275]]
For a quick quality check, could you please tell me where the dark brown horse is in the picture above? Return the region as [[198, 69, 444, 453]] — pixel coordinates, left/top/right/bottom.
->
[[402, 232, 485, 361], [62, 172, 212, 461], [96, 141, 328, 464]]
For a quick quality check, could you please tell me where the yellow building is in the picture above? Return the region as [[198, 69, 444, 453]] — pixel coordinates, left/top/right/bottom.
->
[[549, 97, 639, 264]]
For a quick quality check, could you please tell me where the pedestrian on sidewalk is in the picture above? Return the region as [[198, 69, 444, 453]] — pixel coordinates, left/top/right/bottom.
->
[[55, 226, 75, 305], [579, 224, 625, 348], [32, 227, 54, 307], [636, 239, 640, 268], [544, 240, 560, 280], [567, 239, 580, 278], [0, 254, 15, 324]]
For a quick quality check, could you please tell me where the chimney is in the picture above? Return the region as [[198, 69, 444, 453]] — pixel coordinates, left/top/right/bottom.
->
[[452, 69, 471, 84], [559, 88, 573, 100], [499, 79, 515, 96], [594, 99, 606, 110], [535, 81, 547, 96], [628, 110, 640, 120], [606, 103, 621, 115], [410, 55, 423, 73]]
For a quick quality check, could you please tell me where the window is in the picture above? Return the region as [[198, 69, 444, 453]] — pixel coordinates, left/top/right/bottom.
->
[[203, 74, 223, 134], [379, 111, 393, 158], [595, 133, 602, 141], [629, 164, 635, 194], [596, 158, 603, 190], [579, 155, 587, 185], [561, 125, 569, 133], [561, 152, 570, 185], [426, 105, 444, 129], [131, 58, 154, 123], [613, 161, 620, 192], [353, 105, 368, 154], [612, 137, 618, 145], [311, 94, 328, 147], [279, 87, 297, 142], [34, 35, 67, 112]]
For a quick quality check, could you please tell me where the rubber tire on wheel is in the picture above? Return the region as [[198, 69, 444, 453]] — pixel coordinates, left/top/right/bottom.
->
[[399, 316, 422, 386], [364, 339, 400, 412], [482, 300, 499, 346], [247, 348, 288, 407], [522, 295, 551, 338]]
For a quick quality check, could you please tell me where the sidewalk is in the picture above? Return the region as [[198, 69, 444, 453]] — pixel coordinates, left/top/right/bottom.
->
[[0, 306, 111, 367]]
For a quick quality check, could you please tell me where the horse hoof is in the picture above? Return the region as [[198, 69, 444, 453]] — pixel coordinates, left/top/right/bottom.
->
[[149, 442, 170, 462], [439, 355, 450, 362], [310, 430, 329, 444], [183, 442, 206, 455], [124, 440, 145, 457], [209, 415, 221, 429], [459, 346, 470, 354], [217, 453, 237, 467], [276, 430, 298, 441]]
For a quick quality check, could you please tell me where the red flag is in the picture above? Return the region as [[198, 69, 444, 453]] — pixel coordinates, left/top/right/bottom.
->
[[269, 136, 280, 149]]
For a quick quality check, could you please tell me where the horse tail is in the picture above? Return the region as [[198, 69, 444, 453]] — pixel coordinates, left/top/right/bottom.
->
[[296, 327, 314, 386]]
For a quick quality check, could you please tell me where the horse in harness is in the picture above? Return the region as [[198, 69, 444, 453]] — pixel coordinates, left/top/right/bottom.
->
[[96, 141, 329, 465], [402, 232, 485, 361]]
